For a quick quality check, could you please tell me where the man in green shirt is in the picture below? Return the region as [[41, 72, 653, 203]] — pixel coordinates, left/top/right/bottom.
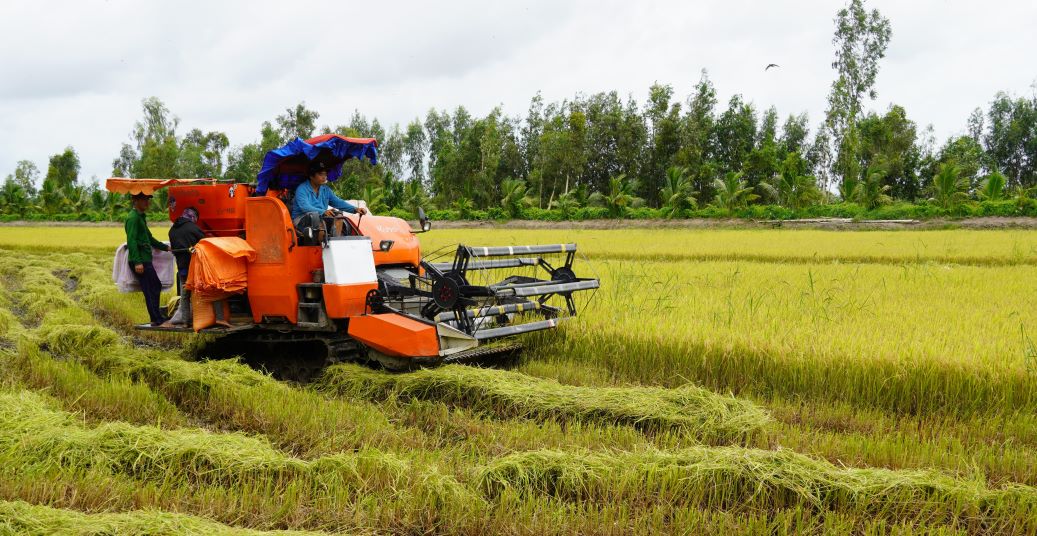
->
[[125, 192, 171, 325]]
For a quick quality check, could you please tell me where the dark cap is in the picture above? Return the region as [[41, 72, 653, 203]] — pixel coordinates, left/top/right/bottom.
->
[[131, 192, 153, 200], [309, 160, 330, 175]]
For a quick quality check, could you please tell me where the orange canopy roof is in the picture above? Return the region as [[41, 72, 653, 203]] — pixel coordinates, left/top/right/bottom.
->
[[105, 178, 215, 195]]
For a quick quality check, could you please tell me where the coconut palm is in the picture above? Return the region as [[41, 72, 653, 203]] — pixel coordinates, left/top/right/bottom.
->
[[0, 181, 30, 217], [360, 182, 385, 214], [928, 163, 969, 209], [977, 171, 1007, 201], [855, 164, 893, 209], [659, 166, 697, 218], [710, 172, 758, 212], [402, 179, 427, 216], [758, 172, 821, 209], [451, 197, 475, 219], [500, 178, 529, 218], [590, 174, 642, 217]]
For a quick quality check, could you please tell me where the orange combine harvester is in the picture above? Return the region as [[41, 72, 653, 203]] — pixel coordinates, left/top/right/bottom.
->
[[106, 134, 598, 380]]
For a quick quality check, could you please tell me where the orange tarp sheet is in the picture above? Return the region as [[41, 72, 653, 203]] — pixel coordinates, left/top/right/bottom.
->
[[185, 237, 256, 301], [105, 178, 214, 195]]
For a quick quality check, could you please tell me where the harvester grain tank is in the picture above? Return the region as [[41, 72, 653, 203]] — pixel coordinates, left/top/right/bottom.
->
[[107, 134, 598, 379]]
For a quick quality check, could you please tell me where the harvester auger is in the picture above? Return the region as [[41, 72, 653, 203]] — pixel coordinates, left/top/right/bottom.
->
[[107, 134, 598, 381]]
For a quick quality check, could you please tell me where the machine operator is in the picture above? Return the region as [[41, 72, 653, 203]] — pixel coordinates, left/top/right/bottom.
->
[[291, 160, 367, 242]]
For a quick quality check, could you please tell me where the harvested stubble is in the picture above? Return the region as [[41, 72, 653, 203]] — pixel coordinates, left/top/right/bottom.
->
[[0, 390, 478, 531], [0, 499, 324, 535], [27, 319, 415, 456], [478, 448, 1037, 533], [2, 340, 187, 428], [317, 363, 770, 444]]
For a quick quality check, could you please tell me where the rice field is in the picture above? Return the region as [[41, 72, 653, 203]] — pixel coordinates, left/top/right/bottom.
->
[[0, 224, 1035, 534]]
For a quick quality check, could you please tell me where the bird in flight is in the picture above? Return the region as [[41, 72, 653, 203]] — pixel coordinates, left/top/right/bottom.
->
[[765, 63, 780, 71]]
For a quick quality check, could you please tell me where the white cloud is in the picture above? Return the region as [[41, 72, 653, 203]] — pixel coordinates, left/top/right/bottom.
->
[[0, 0, 1034, 183]]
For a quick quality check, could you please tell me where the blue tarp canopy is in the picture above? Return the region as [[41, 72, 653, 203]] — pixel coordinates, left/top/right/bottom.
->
[[255, 134, 378, 195]]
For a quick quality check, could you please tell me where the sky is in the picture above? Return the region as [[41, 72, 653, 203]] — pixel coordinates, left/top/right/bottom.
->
[[1, 0, 1035, 185]]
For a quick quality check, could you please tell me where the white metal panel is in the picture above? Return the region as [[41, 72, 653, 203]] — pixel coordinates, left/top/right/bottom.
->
[[322, 239, 377, 284]]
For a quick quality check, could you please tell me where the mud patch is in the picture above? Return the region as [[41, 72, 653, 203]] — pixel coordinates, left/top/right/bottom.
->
[[52, 269, 79, 293]]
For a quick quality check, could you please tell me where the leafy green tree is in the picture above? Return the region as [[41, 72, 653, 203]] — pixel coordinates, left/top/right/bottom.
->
[[935, 135, 985, 192], [983, 92, 1037, 188], [645, 83, 682, 203], [928, 162, 969, 208], [379, 125, 406, 179], [276, 102, 319, 142], [582, 91, 648, 202], [857, 105, 921, 200], [822, 0, 892, 193], [403, 119, 428, 183], [178, 129, 229, 178], [535, 105, 587, 208], [977, 171, 1007, 201], [5, 161, 39, 196], [423, 109, 452, 174], [659, 166, 697, 218], [44, 147, 80, 188], [710, 171, 758, 211], [780, 113, 811, 156], [520, 93, 545, 181], [675, 71, 719, 202], [381, 171, 404, 211], [224, 143, 264, 183], [713, 95, 757, 177]]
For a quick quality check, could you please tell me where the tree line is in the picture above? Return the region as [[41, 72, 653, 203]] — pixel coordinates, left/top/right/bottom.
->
[[2, 0, 1036, 221]]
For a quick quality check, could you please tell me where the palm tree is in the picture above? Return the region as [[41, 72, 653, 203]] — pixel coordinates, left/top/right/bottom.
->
[[0, 181, 30, 218], [659, 166, 697, 218], [856, 164, 893, 209], [499, 178, 529, 218], [839, 174, 860, 204], [928, 163, 969, 208], [38, 180, 66, 215], [360, 182, 385, 214], [590, 174, 641, 217], [451, 197, 475, 219], [977, 171, 1006, 201], [758, 172, 821, 209], [710, 172, 758, 212], [402, 179, 427, 216]]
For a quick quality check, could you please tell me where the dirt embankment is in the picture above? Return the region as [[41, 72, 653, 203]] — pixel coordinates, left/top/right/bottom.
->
[[4, 216, 1037, 230]]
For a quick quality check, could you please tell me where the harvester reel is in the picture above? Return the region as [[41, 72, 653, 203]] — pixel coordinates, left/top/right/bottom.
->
[[550, 266, 576, 283], [431, 277, 460, 309]]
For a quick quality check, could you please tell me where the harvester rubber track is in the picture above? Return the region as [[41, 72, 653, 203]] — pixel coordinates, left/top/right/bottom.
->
[[199, 330, 363, 384]]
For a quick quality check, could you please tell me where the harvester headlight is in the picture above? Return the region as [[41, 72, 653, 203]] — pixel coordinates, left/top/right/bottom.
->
[[379, 240, 394, 252]]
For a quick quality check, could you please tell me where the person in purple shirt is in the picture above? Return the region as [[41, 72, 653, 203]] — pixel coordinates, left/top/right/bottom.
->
[[291, 160, 367, 242]]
